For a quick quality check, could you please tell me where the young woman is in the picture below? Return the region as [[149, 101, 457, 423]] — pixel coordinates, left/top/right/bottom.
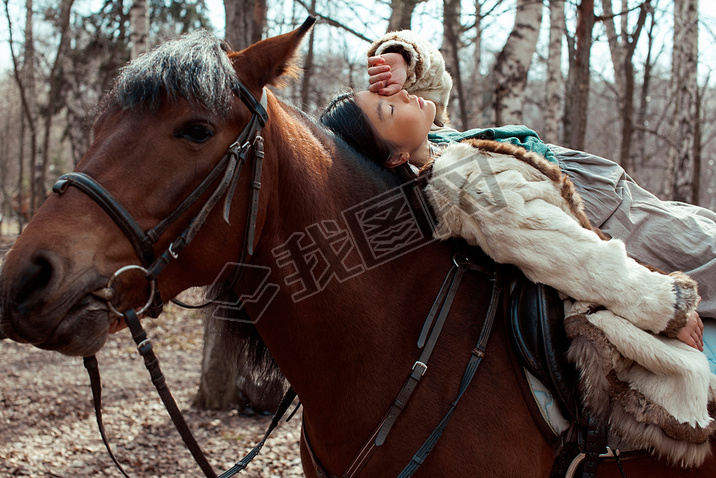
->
[[319, 30, 709, 353]]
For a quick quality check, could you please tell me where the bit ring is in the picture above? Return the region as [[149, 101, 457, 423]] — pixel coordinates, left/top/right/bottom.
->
[[106, 265, 157, 317]]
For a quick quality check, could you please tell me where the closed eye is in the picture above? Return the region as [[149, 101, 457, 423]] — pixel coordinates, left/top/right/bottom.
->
[[175, 123, 214, 143]]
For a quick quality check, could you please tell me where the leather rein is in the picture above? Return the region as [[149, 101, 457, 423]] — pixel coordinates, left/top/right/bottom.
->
[[52, 79, 270, 478]]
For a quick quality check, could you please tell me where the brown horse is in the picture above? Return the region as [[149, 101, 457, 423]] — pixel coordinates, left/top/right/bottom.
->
[[0, 21, 714, 477]]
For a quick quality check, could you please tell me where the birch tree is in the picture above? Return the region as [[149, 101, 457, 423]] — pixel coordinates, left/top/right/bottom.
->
[[130, 0, 149, 59], [492, 0, 543, 126], [599, 0, 651, 173], [224, 0, 267, 50], [665, 0, 699, 203], [544, 0, 565, 143], [563, 0, 595, 150]]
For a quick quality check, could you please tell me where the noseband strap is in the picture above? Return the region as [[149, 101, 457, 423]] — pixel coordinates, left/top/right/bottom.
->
[[53, 173, 156, 266]]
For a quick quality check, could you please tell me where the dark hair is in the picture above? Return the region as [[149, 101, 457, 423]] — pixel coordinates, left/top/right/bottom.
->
[[319, 91, 394, 167]]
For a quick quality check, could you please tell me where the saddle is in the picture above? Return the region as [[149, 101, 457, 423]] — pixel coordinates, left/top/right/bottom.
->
[[508, 272, 582, 426], [507, 272, 617, 478]]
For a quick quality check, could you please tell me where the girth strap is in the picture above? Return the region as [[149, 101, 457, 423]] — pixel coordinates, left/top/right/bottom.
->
[[582, 416, 607, 478]]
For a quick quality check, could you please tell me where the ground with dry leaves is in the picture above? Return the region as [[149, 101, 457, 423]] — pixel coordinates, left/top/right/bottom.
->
[[0, 237, 305, 478]]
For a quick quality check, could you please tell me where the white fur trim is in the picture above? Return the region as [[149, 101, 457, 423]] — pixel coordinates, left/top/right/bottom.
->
[[574, 302, 714, 428]]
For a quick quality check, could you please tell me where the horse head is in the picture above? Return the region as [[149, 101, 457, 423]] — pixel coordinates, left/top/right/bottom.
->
[[0, 18, 316, 356]]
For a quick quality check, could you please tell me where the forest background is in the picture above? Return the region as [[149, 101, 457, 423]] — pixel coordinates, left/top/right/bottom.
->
[[1, 0, 715, 233], [1, 0, 714, 409]]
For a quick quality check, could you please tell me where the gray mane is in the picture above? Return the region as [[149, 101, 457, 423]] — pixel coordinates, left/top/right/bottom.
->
[[108, 30, 239, 115]]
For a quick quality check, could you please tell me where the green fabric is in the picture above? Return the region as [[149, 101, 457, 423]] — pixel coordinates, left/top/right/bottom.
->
[[428, 124, 557, 164]]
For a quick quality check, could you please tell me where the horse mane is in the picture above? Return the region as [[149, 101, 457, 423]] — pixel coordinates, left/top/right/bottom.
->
[[98, 30, 239, 117]]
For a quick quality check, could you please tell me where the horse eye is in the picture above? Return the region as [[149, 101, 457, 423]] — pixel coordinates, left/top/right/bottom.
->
[[176, 124, 214, 143]]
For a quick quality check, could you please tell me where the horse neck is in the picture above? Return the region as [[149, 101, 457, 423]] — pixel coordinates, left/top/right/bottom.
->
[[254, 100, 427, 432], [250, 106, 513, 473], [266, 101, 388, 226]]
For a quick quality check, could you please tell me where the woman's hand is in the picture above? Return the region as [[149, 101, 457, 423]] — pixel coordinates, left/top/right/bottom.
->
[[367, 53, 408, 96], [676, 310, 704, 351]]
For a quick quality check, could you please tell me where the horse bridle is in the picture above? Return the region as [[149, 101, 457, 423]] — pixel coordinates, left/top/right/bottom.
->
[[53, 80, 268, 318], [51, 79, 272, 478]]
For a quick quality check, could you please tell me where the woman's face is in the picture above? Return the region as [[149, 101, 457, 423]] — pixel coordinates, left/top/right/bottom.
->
[[355, 89, 436, 156]]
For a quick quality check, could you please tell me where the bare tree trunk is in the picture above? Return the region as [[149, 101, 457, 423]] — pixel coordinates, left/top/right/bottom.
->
[[563, 0, 595, 151], [194, 2, 279, 412], [224, 0, 267, 51], [492, 0, 543, 126], [17, 112, 26, 230], [387, 0, 427, 31], [665, 0, 698, 202], [0, 88, 10, 231], [4, 0, 37, 222], [300, 0, 316, 110], [470, 0, 484, 125], [599, 0, 651, 173], [22, 0, 35, 222], [130, 0, 149, 60], [35, 0, 75, 214], [192, 317, 241, 410], [544, 0, 565, 143], [443, 0, 468, 129], [635, 8, 657, 176], [693, 85, 702, 204]]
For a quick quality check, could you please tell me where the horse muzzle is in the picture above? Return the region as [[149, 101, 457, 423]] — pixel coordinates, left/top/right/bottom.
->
[[0, 249, 114, 354]]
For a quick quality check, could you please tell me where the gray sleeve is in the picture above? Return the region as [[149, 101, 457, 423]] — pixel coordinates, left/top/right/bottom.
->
[[550, 144, 716, 319]]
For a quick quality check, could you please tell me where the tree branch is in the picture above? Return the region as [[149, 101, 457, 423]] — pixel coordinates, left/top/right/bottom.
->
[[3, 0, 35, 135], [293, 0, 374, 44]]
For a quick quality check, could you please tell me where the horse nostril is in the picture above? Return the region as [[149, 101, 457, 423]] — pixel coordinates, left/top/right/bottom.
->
[[14, 252, 56, 312]]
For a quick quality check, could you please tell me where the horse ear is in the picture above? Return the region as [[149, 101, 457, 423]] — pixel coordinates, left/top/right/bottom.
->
[[229, 16, 317, 89]]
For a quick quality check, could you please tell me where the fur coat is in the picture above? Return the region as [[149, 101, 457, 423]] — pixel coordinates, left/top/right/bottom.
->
[[422, 138, 716, 466]]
